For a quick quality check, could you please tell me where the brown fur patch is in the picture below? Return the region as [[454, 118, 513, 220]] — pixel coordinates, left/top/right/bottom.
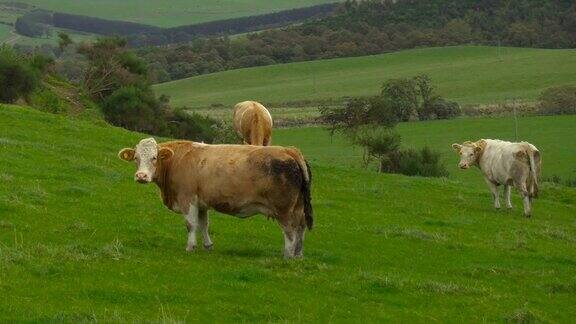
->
[[259, 158, 302, 188], [212, 202, 239, 214]]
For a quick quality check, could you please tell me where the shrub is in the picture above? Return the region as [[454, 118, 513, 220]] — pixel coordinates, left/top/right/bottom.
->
[[212, 122, 242, 144], [420, 97, 461, 120], [383, 147, 448, 178], [165, 109, 220, 143], [319, 96, 398, 135], [537, 86, 576, 115], [29, 88, 69, 114], [0, 46, 40, 103], [352, 127, 401, 168], [381, 77, 419, 122], [101, 86, 166, 134]]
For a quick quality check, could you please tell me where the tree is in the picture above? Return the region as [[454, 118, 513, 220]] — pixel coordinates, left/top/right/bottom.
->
[[0, 46, 40, 103]]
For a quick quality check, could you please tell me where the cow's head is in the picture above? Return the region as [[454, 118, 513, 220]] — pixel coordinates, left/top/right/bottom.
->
[[451, 140, 485, 169], [118, 138, 173, 184]]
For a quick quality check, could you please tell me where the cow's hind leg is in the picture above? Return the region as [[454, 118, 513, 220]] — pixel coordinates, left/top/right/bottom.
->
[[281, 225, 297, 259], [184, 205, 199, 252], [485, 178, 500, 209], [293, 225, 305, 258], [198, 208, 213, 250], [504, 183, 513, 209], [514, 179, 532, 217]]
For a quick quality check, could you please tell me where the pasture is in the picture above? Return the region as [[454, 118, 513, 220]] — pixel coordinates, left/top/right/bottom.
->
[[154, 46, 576, 109], [14, 0, 337, 27], [1, 104, 575, 321]]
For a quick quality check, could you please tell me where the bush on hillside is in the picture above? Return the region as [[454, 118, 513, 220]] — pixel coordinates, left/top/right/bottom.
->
[[0, 46, 42, 103], [319, 96, 398, 135], [353, 127, 448, 177], [165, 109, 221, 143], [352, 127, 401, 168], [212, 122, 241, 144], [537, 86, 576, 115], [29, 88, 69, 114], [419, 97, 461, 120], [386, 147, 449, 178], [101, 86, 166, 134]]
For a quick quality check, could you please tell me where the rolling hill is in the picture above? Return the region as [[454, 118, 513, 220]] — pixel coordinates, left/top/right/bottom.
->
[[1, 104, 575, 321], [14, 0, 339, 27], [153, 46, 576, 109]]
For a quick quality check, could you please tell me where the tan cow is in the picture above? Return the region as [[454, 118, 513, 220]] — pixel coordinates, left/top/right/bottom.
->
[[233, 101, 273, 146], [451, 139, 541, 217], [118, 138, 313, 258]]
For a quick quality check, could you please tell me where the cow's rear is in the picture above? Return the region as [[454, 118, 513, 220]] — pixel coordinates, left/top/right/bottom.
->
[[233, 101, 273, 146]]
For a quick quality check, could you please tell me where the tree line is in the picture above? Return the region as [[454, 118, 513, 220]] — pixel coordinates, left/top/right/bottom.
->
[[136, 0, 576, 82], [14, 3, 338, 42]]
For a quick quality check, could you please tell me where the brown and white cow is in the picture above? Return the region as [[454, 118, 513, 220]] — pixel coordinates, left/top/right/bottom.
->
[[233, 101, 273, 146], [118, 138, 312, 258], [451, 139, 541, 217]]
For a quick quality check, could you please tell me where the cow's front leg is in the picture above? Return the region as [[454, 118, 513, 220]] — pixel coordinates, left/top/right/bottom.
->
[[504, 184, 513, 209], [184, 204, 199, 252], [198, 209, 213, 250], [485, 178, 500, 209]]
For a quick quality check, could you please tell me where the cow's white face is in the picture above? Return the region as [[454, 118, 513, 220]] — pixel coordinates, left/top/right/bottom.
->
[[118, 138, 173, 184], [452, 142, 481, 169]]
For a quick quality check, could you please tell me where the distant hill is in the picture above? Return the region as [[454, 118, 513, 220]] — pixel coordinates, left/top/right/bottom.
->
[[139, 0, 576, 81], [14, 0, 339, 27], [153, 46, 576, 108]]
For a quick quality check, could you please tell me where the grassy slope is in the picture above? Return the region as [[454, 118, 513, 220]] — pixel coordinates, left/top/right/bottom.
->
[[0, 24, 11, 43], [15, 0, 337, 27], [1, 105, 575, 321], [154, 46, 576, 108]]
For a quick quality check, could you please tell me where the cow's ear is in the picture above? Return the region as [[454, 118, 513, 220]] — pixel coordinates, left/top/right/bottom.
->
[[158, 147, 174, 160], [118, 148, 135, 161], [476, 139, 487, 152], [451, 143, 462, 152]]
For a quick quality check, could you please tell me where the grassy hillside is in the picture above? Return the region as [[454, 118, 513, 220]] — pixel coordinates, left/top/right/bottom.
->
[[1, 105, 575, 321], [15, 0, 338, 27], [154, 46, 576, 109]]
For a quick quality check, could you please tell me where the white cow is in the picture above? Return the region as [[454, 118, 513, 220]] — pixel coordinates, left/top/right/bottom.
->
[[451, 139, 541, 217]]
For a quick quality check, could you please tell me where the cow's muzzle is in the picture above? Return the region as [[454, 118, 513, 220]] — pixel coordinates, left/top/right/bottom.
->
[[459, 164, 470, 169], [135, 172, 151, 184]]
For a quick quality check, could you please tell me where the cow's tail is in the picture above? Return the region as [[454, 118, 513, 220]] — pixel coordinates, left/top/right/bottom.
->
[[250, 112, 265, 146], [527, 148, 541, 198], [288, 149, 313, 230]]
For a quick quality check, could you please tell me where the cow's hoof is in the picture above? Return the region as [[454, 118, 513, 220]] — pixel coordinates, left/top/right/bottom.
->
[[203, 243, 213, 251], [186, 245, 197, 252]]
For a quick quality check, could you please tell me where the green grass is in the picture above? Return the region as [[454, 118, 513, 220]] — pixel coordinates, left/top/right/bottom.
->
[[15, 0, 338, 27], [154, 46, 576, 109], [0, 24, 11, 43], [1, 104, 575, 321]]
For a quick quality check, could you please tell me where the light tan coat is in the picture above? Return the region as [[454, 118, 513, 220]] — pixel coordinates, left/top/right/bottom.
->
[[452, 139, 541, 217], [233, 101, 273, 146], [119, 138, 312, 258]]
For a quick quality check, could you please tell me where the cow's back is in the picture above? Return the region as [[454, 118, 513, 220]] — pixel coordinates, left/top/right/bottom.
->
[[480, 139, 538, 184]]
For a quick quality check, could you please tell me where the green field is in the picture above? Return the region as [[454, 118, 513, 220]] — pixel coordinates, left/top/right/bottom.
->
[[15, 0, 337, 27], [154, 46, 576, 109], [0, 24, 12, 44], [1, 104, 575, 321]]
